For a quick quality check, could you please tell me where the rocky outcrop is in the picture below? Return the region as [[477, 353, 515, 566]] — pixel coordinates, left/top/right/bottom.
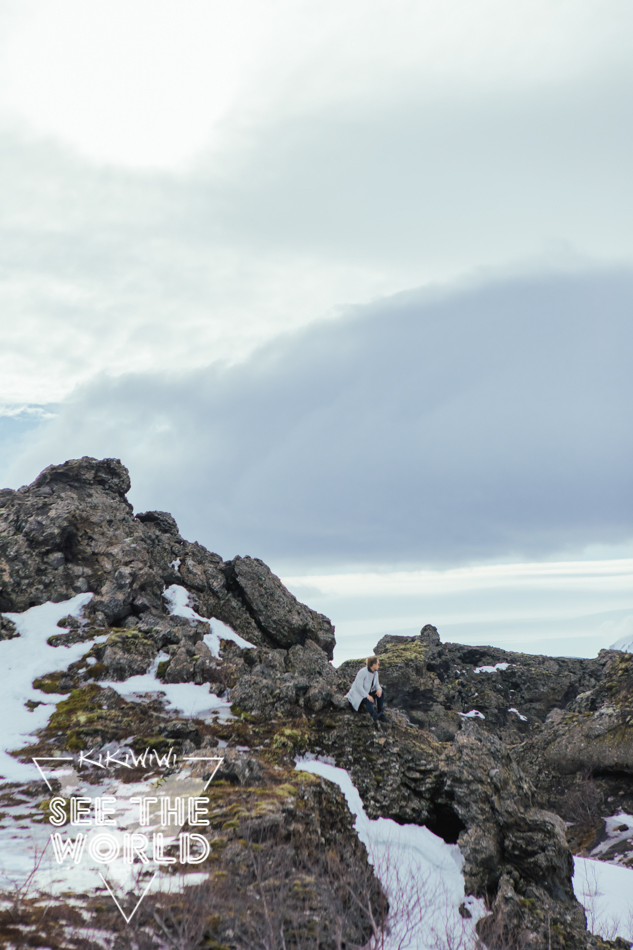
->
[[297, 706, 589, 948], [224, 555, 335, 656], [230, 639, 348, 717], [0, 456, 334, 656], [526, 650, 633, 776], [1, 457, 630, 950], [334, 631, 633, 946], [360, 626, 605, 740]]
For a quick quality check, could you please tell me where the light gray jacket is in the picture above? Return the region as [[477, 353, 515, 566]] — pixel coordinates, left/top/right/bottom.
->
[[345, 666, 381, 711]]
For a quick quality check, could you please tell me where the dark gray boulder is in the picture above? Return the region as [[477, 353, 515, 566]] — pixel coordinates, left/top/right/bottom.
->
[[224, 555, 336, 659], [0, 456, 336, 659]]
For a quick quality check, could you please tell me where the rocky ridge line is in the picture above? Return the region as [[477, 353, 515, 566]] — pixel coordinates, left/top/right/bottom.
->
[[0, 456, 630, 950]]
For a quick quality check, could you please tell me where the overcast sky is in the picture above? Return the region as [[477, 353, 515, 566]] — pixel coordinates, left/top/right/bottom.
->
[[0, 0, 631, 656]]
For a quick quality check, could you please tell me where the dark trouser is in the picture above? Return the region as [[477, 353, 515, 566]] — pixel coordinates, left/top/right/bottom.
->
[[362, 690, 385, 721]]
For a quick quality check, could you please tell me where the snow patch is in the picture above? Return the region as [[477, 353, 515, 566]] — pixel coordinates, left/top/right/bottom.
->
[[573, 856, 633, 942], [101, 656, 232, 720], [0, 594, 96, 782], [508, 707, 527, 721], [296, 750, 336, 766], [295, 758, 486, 949], [0, 591, 234, 785], [459, 709, 485, 719], [474, 662, 510, 673], [163, 584, 255, 656], [590, 813, 633, 862], [0, 770, 210, 897]]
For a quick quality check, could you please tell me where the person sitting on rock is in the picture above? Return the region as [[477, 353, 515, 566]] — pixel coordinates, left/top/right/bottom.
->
[[345, 656, 386, 726]]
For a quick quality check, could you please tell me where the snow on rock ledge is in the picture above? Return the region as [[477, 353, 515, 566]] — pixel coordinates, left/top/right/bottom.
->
[[295, 757, 486, 950], [164, 583, 255, 656]]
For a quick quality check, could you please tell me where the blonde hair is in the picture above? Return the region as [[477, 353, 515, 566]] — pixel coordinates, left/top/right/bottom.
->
[[366, 656, 379, 670]]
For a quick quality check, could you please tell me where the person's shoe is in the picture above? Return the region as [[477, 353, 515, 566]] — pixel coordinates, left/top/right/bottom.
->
[[378, 712, 388, 723]]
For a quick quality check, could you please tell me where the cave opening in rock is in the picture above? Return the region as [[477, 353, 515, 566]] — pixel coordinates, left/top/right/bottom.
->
[[592, 767, 633, 781], [59, 526, 79, 562], [425, 802, 466, 844]]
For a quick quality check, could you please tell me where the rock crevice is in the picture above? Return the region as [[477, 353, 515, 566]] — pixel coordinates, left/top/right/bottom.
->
[[0, 456, 630, 950]]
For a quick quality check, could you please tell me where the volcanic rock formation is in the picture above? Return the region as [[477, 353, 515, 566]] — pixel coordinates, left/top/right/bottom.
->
[[0, 457, 630, 950]]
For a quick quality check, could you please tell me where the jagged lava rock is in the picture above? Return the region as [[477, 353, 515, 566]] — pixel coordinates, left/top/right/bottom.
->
[[1, 458, 630, 950], [353, 626, 605, 741], [0, 456, 334, 657], [224, 555, 335, 656]]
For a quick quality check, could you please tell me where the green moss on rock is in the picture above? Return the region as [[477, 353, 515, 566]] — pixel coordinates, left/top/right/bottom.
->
[[33, 672, 68, 694], [48, 685, 104, 733], [157, 660, 170, 680]]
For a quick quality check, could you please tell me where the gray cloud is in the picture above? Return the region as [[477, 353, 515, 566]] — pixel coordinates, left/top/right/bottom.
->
[[3, 56, 633, 405], [5, 267, 632, 569], [201, 75, 633, 270]]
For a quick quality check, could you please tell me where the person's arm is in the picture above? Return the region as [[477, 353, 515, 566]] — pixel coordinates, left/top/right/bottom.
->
[[352, 667, 372, 701], [360, 668, 375, 702], [374, 670, 382, 697]]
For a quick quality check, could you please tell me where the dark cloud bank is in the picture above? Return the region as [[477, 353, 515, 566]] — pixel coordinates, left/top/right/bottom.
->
[[9, 268, 633, 568]]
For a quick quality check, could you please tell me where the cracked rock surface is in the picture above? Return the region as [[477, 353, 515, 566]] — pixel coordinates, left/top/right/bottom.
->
[[0, 457, 630, 950], [0, 455, 334, 657]]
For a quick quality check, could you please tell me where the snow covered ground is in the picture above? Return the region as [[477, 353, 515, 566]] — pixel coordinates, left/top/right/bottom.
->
[[0, 590, 238, 903], [573, 856, 633, 943], [100, 658, 233, 719], [99, 582, 257, 717], [0, 766, 210, 899], [0, 593, 99, 782], [296, 759, 633, 948], [295, 757, 486, 950], [590, 812, 633, 862], [0, 588, 249, 783], [103, 583, 254, 715]]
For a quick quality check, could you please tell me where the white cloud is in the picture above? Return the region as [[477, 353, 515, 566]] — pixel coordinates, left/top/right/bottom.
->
[[283, 559, 633, 599], [3, 268, 632, 571], [0, 0, 258, 168], [1, 1, 632, 169], [0, 2, 631, 659], [0, 3, 632, 406]]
